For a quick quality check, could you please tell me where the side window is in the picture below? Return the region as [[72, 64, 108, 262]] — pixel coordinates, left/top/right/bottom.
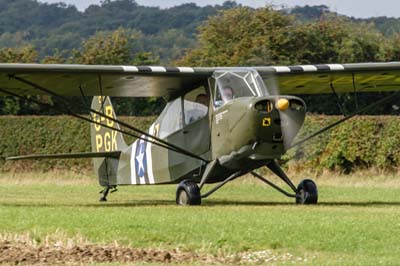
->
[[183, 86, 209, 125], [158, 97, 183, 139]]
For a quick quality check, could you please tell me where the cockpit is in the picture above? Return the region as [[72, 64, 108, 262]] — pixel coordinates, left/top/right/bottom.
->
[[211, 69, 267, 108]]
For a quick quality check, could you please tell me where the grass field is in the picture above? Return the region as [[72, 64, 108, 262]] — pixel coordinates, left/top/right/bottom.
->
[[1, 171, 400, 265]]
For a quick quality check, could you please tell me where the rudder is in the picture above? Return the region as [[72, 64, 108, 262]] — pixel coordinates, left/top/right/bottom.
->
[[90, 96, 127, 186]]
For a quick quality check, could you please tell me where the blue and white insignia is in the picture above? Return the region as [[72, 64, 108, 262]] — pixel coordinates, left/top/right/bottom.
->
[[135, 138, 148, 184], [135, 140, 146, 177], [130, 125, 155, 185]]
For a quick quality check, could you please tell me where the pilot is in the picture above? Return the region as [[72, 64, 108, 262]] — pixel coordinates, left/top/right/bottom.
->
[[214, 86, 234, 108], [195, 93, 209, 107], [222, 87, 234, 101]]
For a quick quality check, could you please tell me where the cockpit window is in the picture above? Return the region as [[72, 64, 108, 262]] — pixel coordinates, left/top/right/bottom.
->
[[157, 97, 183, 139], [213, 70, 264, 108], [183, 86, 209, 125], [154, 86, 209, 139]]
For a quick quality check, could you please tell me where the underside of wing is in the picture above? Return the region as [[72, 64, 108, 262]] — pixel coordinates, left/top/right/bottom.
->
[[256, 62, 400, 94], [0, 64, 211, 97]]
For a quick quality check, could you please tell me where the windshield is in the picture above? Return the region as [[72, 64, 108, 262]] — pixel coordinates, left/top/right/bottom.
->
[[212, 70, 265, 108]]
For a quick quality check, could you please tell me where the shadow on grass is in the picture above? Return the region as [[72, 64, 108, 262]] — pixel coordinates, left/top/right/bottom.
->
[[205, 200, 400, 207], [2, 199, 400, 208]]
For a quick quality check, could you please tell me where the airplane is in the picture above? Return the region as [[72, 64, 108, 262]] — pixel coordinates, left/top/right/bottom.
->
[[2, 62, 400, 205]]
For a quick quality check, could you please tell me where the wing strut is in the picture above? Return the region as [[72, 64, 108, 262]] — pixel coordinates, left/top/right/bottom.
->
[[0, 84, 208, 164], [7, 75, 209, 163], [330, 81, 347, 116], [291, 90, 400, 148]]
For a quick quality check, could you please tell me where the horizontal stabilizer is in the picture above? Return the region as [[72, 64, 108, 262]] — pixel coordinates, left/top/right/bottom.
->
[[6, 151, 121, 161]]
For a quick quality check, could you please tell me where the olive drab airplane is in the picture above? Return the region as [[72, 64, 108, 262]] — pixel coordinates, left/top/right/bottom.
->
[[3, 62, 400, 205]]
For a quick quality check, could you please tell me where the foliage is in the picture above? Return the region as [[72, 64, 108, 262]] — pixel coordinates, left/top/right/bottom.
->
[[2, 115, 400, 173], [0, 1, 398, 63], [0, 29, 165, 116], [179, 7, 396, 66], [0, 45, 40, 115], [0, 116, 155, 172], [283, 115, 400, 173], [0, 0, 230, 62], [72, 28, 141, 65]]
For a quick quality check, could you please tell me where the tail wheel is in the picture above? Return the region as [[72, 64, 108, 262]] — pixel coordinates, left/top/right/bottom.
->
[[176, 180, 201, 206], [296, 179, 318, 204]]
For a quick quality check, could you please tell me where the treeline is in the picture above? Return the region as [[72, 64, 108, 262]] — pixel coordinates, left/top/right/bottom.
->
[[2, 3, 400, 115], [0, 0, 237, 62], [288, 5, 400, 37], [0, 29, 166, 116], [1, 1, 400, 62]]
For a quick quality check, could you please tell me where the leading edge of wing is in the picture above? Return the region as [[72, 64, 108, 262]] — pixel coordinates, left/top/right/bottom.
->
[[0, 63, 213, 75], [6, 151, 121, 161], [255, 62, 400, 75], [2, 62, 400, 75]]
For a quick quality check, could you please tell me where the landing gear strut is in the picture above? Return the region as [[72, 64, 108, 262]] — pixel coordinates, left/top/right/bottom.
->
[[176, 170, 244, 206], [99, 186, 117, 202], [175, 160, 317, 206], [252, 160, 318, 204]]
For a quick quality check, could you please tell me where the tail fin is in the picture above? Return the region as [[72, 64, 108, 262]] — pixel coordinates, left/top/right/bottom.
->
[[91, 96, 127, 186]]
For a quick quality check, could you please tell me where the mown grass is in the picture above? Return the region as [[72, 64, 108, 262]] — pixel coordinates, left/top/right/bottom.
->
[[1, 172, 400, 265]]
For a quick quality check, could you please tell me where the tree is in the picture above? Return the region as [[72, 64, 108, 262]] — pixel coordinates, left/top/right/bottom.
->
[[178, 7, 295, 66], [0, 45, 39, 115], [72, 28, 136, 65], [179, 7, 392, 66], [71, 28, 163, 116], [0, 45, 38, 63]]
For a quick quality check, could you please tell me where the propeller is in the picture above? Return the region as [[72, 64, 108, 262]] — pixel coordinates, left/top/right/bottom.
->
[[263, 74, 304, 151]]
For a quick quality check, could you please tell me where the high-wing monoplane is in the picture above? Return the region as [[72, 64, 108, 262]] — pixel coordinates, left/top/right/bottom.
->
[[3, 62, 400, 205]]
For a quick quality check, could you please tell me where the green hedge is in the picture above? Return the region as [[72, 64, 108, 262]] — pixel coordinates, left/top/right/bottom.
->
[[283, 116, 400, 173], [0, 116, 155, 172], [1, 115, 400, 173]]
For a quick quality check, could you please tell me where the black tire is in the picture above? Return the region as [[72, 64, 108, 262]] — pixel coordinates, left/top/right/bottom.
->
[[176, 180, 201, 206], [296, 179, 318, 204]]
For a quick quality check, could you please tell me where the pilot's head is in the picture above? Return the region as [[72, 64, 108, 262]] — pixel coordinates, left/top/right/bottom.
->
[[196, 93, 209, 107], [223, 87, 233, 101]]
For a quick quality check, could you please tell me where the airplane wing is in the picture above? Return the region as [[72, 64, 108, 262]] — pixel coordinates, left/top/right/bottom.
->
[[0, 64, 211, 97], [1, 62, 400, 97], [254, 62, 400, 94]]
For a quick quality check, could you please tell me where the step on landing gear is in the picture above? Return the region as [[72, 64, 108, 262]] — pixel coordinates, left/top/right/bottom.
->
[[252, 160, 318, 205]]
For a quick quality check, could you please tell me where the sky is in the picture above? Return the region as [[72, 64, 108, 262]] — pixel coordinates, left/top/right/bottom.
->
[[39, 0, 400, 18]]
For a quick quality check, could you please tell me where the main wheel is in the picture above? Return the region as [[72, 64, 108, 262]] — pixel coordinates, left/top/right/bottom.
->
[[176, 180, 201, 206], [296, 179, 318, 204]]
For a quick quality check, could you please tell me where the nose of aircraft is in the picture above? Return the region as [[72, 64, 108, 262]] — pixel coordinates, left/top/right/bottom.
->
[[252, 96, 306, 150], [211, 96, 307, 167]]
